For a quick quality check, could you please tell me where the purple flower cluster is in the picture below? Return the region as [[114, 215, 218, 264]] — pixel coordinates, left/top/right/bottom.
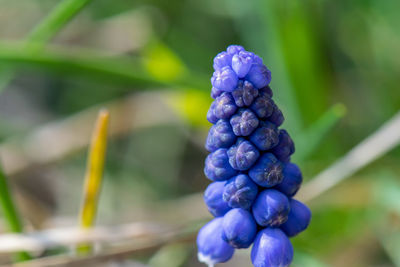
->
[[197, 46, 311, 267]]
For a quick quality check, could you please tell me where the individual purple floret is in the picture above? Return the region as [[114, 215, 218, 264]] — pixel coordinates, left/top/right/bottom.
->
[[231, 80, 259, 107], [232, 51, 255, 78], [223, 174, 258, 209], [260, 85, 273, 97], [211, 86, 223, 99], [249, 121, 279, 151], [226, 45, 245, 55], [204, 149, 237, 181], [211, 66, 238, 92], [269, 103, 285, 127], [227, 139, 260, 171], [230, 109, 259, 136], [245, 64, 271, 89], [251, 228, 293, 267], [197, 218, 235, 266], [214, 92, 237, 119], [204, 182, 231, 217], [207, 101, 218, 124], [275, 163, 302, 197], [252, 189, 290, 227], [272, 129, 295, 162], [205, 120, 236, 152], [248, 153, 283, 187], [281, 199, 311, 237], [250, 91, 274, 119], [222, 208, 257, 248], [213, 52, 232, 70]]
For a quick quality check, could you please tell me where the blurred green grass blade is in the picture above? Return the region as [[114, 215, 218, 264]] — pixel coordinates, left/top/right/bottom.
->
[[0, 0, 93, 93], [293, 103, 347, 162], [0, 162, 32, 261], [0, 41, 208, 90], [27, 0, 92, 46]]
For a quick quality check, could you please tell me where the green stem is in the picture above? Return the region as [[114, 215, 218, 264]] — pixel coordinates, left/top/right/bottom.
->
[[0, 162, 32, 261]]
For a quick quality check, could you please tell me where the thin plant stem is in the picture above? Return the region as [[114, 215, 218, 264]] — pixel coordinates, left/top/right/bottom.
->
[[77, 109, 110, 254], [0, 162, 32, 261]]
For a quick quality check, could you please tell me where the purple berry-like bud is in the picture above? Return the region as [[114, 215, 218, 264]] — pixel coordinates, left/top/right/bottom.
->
[[197, 218, 235, 266], [231, 80, 259, 107], [251, 228, 293, 267], [272, 130, 295, 162], [246, 64, 271, 89], [249, 121, 279, 151], [269, 103, 284, 126], [214, 92, 237, 119], [249, 153, 283, 187], [253, 54, 263, 65], [207, 101, 218, 124], [230, 109, 259, 136], [226, 45, 245, 55], [222, 208, 257, 248], [223, 174, 258, 209], [211, 66, 238, 92], [206, 119, 236, 152], [281, 199, 311, 237], [227, 139, 259, 171], [275, 163, 302, 197], [250, 91, 274, 119], [204, 182, 231, 217], [260, 85, 273, 97], [252, 189, 290, 227], [232, 51, 255, 78], [213, 52, 232, 70], [211, 86, 223, 99], [204, 149, 237, 181]]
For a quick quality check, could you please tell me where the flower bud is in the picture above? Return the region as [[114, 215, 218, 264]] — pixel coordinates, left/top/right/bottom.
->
[[211, 66, 238, 92], [251, 228, 293, 267], [249, 153, 283, 187], [204, 149, 237, 181], [250, 92, 274, 119], [205, 120, 236, 152], [281, 199, 311, 237], [207, 101, 218, 124], [214, 92, 237, 119], [226, 45, 245, 55], [269, 103, 284, 127], [223, 174, 258, 209], [231, 80, 259, 107], [249, 121, 279, 151], [230, 109, 259, 136], [204, 182, 231, 217], [211, 86, 223, 99], [275, 163, 302, 197], [222, 208, 257, 248], [246, 64, 271, 88], [213, 52, 232, 70], [252, 189, 290, 227], [232, 51, 255, 78], [197, 218, 235, 266], [227, 139, 260, 171], [272, 130, 295, 162]]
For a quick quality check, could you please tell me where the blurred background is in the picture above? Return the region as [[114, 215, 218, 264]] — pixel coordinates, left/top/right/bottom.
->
[[0, 0, 399, 266]]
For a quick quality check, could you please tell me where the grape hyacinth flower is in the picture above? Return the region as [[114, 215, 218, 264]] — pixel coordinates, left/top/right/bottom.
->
[[198, 45, 311, 267]]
